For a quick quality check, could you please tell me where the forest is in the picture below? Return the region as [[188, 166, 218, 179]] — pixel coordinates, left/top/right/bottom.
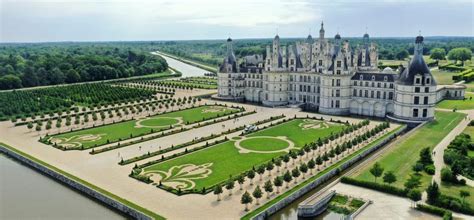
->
[[155, 36, 474, 67], [0, 42, 168, 90]]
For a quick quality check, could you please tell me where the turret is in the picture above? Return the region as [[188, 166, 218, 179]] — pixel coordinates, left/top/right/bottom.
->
[[319, 21, 325, 39]]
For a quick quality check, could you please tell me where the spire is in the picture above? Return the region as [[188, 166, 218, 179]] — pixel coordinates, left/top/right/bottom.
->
[[415, 32, 424, 56], [319, 21, 325, 39], [226, 36, 233, 56]]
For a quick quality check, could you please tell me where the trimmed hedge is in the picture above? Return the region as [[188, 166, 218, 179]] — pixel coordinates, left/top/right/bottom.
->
[[340, 177, 408, 197], [416, 204, 452, 220], [428, 194, 474, 216]]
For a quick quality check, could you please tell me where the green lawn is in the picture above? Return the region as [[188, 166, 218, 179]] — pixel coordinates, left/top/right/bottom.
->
[[142, 119, 345, 191], [431, 69, 459, 85], [48, 105, 240, 149], [353, 111, 465, 190], [239, 137, 290, 152], [465, 82, 474, 93], [436, 93, 474, 110]]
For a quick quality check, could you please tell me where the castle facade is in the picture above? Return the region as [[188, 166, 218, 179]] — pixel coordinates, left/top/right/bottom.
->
[[217, 23, 465, 123]]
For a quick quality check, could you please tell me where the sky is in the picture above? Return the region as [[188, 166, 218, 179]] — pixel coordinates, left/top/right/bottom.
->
[[0, 0, 473, 42]]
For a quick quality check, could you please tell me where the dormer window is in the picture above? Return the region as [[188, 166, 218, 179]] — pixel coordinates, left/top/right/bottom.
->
[[384, 76, 388, 81], [360, 75, 363, 80], [371, 75, 375, 81], [415, 76, 421, 85], [426, 77, 431, 84], [337, 61, 341, 68]]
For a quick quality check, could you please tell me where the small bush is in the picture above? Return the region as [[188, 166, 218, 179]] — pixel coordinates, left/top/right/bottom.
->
[[424, 164, 435, 175]]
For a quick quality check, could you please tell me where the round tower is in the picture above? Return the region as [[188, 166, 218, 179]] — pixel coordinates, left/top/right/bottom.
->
[[392, 35, 437, 123]]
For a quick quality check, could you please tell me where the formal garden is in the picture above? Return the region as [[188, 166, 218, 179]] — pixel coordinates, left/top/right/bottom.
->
[[42, 105, 242, 149]]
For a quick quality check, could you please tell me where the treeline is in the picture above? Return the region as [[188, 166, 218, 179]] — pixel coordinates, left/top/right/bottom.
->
[[155, 37, 474, 66], [0, 42, 168, 90]]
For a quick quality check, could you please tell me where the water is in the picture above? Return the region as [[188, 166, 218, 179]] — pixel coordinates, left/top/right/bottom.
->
[[0, 154, 126, 220], [157, 52, 211, 77]]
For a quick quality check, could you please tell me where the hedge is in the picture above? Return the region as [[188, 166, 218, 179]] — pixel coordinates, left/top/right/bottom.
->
[[416, 204, 452, 220], [340, 177, 408, 197], [428, 194, 474, 215]]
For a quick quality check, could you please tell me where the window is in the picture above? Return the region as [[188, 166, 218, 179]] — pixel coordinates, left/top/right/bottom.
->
[[365, 90, 368, 98], [319, 60, 323, 66], [414, 96, 419, 104], [384, 76, 388, 81], [425, 87, 429, 93], [336, 89, 340, 97], [371, 75, 375, 81], [371, 91, 374, 98], [426, 78, 431, 84], [290, 59, 295, 65], [376, 91, 381, 99], [422, 109, 428, 117], [415, 87, 420, 93], [336, 79, 341, 86], [353, 81, 357, 86], [337, 61, 341, 67], [413, 109, 419, 117], [424, 96, 428, 104], [336, 70, 341, 75], [415, 77, 421, 84], [389, 83, 394, 88], [332, 79, 335, 86], [365, 82, 369, 87], [335, 100, 340, 108], [360, 75, 363, 80], [359, 90, 362, 97], [377, 82, 381, 88], [383, 91, 386, 99], [353, 89, 357, 96], [388, 92, 393, 100]]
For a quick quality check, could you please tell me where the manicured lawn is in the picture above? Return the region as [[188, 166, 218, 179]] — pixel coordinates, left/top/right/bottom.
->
[[436, 93, 474, 110], [465, 82, 474, 93], [239, 137, 290, 151], [440, 182, 474, 204], [48, 105, 240, 149], [142, 119, 346, 191], [353, 111, 465, 190], [431, 69, 459, 85]]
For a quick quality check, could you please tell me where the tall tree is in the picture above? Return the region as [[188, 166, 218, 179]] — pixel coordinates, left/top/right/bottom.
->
[[369, 162, 384, 183], [241, 191, 253, 211], [430, 48, 446, 60], [383, 171, 397, 185], [213, 184, 223, 201], [263, 180, 274, 199], [252, 186, 263, 205]]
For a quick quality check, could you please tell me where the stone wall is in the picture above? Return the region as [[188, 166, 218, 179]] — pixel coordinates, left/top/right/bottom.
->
[[251, 126, 407, 220], [0, 145, 152, 220]]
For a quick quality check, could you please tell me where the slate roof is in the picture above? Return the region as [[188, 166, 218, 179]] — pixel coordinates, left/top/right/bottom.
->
[[351, 72, 396, 82]]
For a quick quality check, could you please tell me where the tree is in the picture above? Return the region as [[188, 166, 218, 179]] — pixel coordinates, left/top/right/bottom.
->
[[430, 48, 446, 61], [404, 174, 421, 190], [273, 176, 283, 194], [447, 48, 472, 65], [316, 155, 323, 170], [299, 163, 308, 179], [35, 124, 42, 134], [396, 49, 409, 60], [369, 162, 384, 183], [256, 165, 266, 181], [282, 155, 290, 168], [412, 162, 424, 174], [252, 186, 263, 205], [383, 171, 397, 185], [213, 184, 223, 201], [0, 75, 22, 89], [27, 122, 34, 132], [408, 189, 422, 208], [237, 175, 245, 190], [65, 69, 81, 83], [264, 180, 274, 199], [460, 190, 470, 204], [426, 181, 440, 203], [225, 178, 235, 196], [247, 170, 256, 185], [291, 167, 301, 183], [274, 159, 282, 173], [266, 162, 274, 177], [419, 147, 433, 165], [49, 68, 65, 85], [307, 159, 316, 174], [290, 151, 298, 165], [283, 171, 293, 188], [241, 191, 253, 211]]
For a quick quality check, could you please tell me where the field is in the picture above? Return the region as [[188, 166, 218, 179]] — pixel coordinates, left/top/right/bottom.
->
[[352, 111, 465, 191], [436, 92, 474, 110], [48, 105, 240, 149], [159, 77, 217, 89], [141, 119, 346, 191]]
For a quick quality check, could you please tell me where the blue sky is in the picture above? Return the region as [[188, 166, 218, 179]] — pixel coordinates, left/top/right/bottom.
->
[[1, 0, 473, 42]]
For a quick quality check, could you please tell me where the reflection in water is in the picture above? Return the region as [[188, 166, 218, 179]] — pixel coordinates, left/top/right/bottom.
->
[[0, 155, 125, 220]]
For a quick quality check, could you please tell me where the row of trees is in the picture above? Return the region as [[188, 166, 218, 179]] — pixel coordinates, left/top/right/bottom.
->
[[430, 47, 472, 64], [0, 43, 168, 90], [442, 133, 474, 183], [211, 121, 389, 211], [0, 83, 156, 120]]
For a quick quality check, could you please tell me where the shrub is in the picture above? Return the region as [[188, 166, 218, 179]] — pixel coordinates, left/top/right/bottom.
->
[[424, 164, 435, 175]]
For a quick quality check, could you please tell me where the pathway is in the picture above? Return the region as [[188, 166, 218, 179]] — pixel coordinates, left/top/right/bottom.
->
[[432, 109, 473, 185]]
